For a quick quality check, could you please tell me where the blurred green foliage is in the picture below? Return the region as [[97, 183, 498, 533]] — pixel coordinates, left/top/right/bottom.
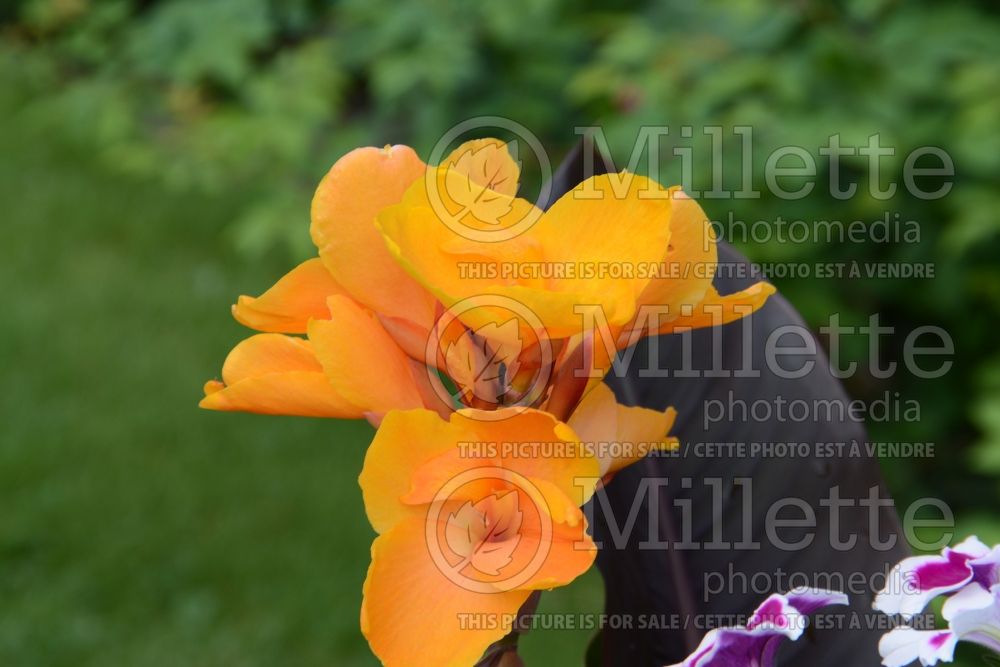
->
[[2, 0, 999, 664]]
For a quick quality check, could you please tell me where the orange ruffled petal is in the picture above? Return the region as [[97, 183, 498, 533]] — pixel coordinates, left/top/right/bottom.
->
[[568, 382, 677, 477], [307, 295, 427, 418], [232, 258, 348, 334], [362, 514, 531, 667], [359, 409, 471, 534], [199, 334, 362, 418], [652, 282, 777, 336], [360, 407, 599, 667], [311, 145, 437, 334]]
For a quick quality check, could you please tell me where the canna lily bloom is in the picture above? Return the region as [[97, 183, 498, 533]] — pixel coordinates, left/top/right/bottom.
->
[[876, 536, 1000, 666], [358, 408, 601, 667], [667, 588, 849, 667], [204, 138, 772, 419], [874, 536, 1000, 619], [203, 140, 520, 418]]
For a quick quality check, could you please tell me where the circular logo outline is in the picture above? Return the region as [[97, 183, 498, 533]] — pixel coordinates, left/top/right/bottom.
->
[[424, 465, 553, 593], [424, 294, 554, 422]]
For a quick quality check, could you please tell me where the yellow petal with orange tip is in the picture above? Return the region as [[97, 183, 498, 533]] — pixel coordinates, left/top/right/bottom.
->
[[652, 281, 776, 335], [310, 144, 436, 333], [198, 334, 362, 418], [307, 295, 426, 418], [361, 514, 531, 667], [232, 258, 348, 334], [568, 382, 678, 477]]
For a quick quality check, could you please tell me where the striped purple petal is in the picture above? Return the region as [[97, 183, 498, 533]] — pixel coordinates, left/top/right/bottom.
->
[[875, 536, 999, 619], [666, 588, 848, 667]]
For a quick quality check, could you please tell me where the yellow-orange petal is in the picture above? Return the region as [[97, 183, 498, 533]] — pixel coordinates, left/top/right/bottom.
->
[[513, 506, 597, 590], [451, 408, 599, 506], [362, 514, 531, 667], [232, 258, 348, 334], [652, 282, 777, 335], [455, 408, 600, 507], [522, 475, 586, 528], [220, 332, 322, 383], [384, 172, 676, 339], [377, 313, 433, 362], [377, 175, 543, 297], [310, 145, 436, 332], [635, 189, 717, 313], [199, 334, 361, 418], [441, 138, 520, 197], [359, 409, 475, 534], [523, 173, 674, 324], [419, 481, 596, 593], [199, 370, 362, 417], [568, 382, 677, 477], [307, 295, 426, 418]]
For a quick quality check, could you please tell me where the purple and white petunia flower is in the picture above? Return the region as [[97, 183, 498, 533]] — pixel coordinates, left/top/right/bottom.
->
[[876, 536, 1000, 666], [665, 588, 849, 667], [874, 536, 1000, 618], [879, 583, 1000, 666]]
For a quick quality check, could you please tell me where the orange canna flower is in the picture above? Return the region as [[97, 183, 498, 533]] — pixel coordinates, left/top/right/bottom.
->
[[202, 140, 521, 419], [204, 138, 773, 421], [376, 157, 775, 404], [358, 408, 600, 667], [198, 137, 753, 667]]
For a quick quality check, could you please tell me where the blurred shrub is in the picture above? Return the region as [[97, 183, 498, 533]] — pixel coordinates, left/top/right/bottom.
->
[[2, 0, 999, 512]]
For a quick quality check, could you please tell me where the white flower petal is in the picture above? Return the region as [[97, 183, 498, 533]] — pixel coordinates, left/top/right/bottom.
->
[[878, 628, 957, 667]]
